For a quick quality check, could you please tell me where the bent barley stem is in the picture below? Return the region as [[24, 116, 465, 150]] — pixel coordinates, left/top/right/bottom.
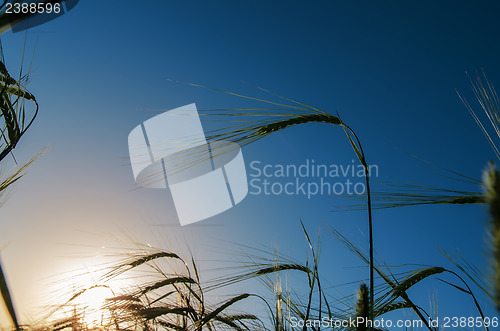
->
[[166, 81, 377, 327], [342, 123, 374, 328]]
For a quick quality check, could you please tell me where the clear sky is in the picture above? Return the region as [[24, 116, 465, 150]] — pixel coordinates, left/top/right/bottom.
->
[[0, 0, 499, 328]]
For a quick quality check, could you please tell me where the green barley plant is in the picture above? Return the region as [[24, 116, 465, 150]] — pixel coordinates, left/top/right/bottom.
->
[[40, 228, 341, 330], [329, 226, 493, 331], [367, 72, 500, 313], [45, 245, 267, 330], [171, 81, 377, 325], [157, 79, 499, 329], [193, 223, 491, 331], [0, 41, 39, 330], [309, 72, 500, 330]]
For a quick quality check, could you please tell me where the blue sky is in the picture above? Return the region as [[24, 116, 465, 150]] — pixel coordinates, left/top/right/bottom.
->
[[0, 0, 499, 328]]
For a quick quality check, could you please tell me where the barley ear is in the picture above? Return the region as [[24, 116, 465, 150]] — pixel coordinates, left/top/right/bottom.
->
[[483, 161, 500, 312], [356, 283, 369, 331]]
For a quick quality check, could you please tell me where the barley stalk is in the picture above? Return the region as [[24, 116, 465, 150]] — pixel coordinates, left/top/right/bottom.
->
[[174, 81, 376, 329]]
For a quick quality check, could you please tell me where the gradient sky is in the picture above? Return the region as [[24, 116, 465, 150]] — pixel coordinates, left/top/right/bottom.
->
[[0, 0, 500, 328]]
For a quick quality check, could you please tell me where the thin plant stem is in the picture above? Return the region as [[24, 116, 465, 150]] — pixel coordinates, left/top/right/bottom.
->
[[343, 124, 374, 329]]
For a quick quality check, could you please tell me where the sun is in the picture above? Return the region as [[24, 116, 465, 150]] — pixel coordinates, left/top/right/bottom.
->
[[76, 285, 113, 310], [73, 285, 115, 328]]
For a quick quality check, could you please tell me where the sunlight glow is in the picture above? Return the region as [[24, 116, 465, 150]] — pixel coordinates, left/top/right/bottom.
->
[[74, 285, 114, 328]]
